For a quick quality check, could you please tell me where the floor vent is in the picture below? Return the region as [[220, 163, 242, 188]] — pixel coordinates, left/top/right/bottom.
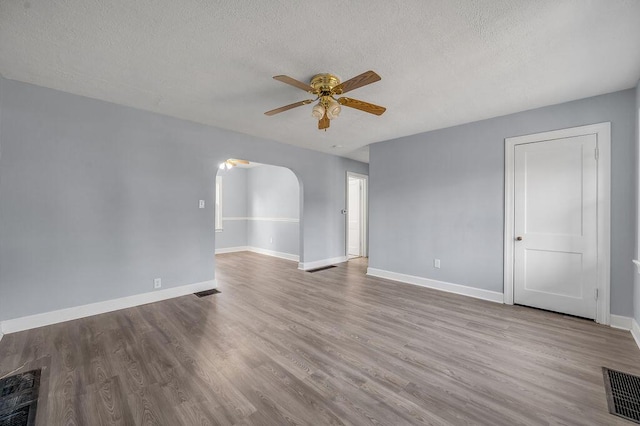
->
[[194, 289, 221, 298], [603, 367, 640, 423], [0, 369, 41, 426], [306, 265, 337, 273]]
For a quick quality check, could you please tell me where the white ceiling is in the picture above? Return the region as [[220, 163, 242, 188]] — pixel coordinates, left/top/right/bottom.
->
[[1, 1, 639, 162]]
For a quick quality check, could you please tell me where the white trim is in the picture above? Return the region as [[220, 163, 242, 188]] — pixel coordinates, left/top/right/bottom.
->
[[222, 217, 299, 223], [215, 246, 299, 262], [610, 314, 640, 349], [632, 318, 640, 350], [503, 122, 611, 325], [345, 172, 369, 258], [299, 256, 348, 271], [610, 314, 633, 330], [0, 331, 3, 344], [345, 172, 369, 179], [0, 280, 216, 335], [584, 314, 640, 349], [633, 259, 640, 273], [367, 268, 504, 303], [247, 247, 299, 262], [215, 246, 249, 254], [607, 315, 640, 351]]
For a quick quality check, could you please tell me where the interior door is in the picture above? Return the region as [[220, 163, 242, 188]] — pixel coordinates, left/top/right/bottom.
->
[[348, 177, 361, 257], [513, 134, 598, 319]]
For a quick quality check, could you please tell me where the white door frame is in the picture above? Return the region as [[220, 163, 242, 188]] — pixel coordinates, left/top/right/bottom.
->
[[346, 172, 368, 258], [503, 122, 611, 325]]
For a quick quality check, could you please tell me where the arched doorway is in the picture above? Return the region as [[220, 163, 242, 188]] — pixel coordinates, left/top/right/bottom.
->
[[214, 159, 302, 264]]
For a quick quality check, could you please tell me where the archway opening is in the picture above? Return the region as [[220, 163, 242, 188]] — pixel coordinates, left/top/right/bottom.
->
[[214, 159, 302, 267]]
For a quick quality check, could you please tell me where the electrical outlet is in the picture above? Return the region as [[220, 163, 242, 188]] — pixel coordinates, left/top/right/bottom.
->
[[154, 278, 162, 289], [434, 259, 441, 269]]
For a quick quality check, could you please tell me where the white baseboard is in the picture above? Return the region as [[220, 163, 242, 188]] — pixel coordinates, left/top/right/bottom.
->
[[366, 267, 504, 304], [601, 315, 640, 351], [215, 246, 299, 262], [610, 314, 633, 330], [632, 318, 640, 350], [0, 279, 217, 335], [0, 331, 3, 344], [215, 246, 249, 254], [299, 256, 348, 271], [247, 247, 299, 262], [218, 247, 343, 268]]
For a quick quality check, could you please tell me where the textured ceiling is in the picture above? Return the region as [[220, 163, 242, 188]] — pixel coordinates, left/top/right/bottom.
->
[[1, 1, 639, 162]]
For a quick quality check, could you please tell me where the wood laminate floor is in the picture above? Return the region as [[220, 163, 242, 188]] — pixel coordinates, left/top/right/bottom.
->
[[1, 252, 639, 425]]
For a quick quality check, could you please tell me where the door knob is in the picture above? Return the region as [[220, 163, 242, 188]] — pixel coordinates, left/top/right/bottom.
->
[[516, 236, 523, 241]]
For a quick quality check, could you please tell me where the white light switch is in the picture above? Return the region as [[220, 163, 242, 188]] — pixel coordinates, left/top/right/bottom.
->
[[434, 259, 441, 268], [199, 200, 205, 208]]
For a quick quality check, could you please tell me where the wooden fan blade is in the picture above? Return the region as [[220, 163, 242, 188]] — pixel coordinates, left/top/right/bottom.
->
[[232, 160, 249, 165], [264, 99, 314, 116], [332, 70, 381, 95], [337, 97, 386, 116], [318, 111, 330, 130], [273, 75, 317, 93]]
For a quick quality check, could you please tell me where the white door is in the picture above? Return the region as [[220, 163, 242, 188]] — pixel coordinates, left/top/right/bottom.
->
[[348, 177, 361, 257], [513, 134, 598, 319]]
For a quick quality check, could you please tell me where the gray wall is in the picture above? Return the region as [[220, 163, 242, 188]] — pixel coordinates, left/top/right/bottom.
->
[[0, 77, 367, 322], [215, 167, 248, 249], [214, 164, 301, 256], [369, 89, 636, 316], [247, 165, 300, 255], [635, 80, 640, 324]]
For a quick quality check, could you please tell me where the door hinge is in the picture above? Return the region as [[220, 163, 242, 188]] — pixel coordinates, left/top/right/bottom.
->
[[595, 288, 599, 300], [594, 147, 599, 160]]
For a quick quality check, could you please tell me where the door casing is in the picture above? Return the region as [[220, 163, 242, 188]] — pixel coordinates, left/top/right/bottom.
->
[[503, 122, 611, 325], [346, 172, 368, 258]]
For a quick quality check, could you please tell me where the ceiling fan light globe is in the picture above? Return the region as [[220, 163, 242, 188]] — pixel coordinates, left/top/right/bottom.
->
[[311, 103, 325, 120], [326, 101, 341, 120]]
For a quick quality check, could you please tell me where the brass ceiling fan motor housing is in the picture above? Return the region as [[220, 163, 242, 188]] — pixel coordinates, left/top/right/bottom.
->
[[310, 73, 342, 96]]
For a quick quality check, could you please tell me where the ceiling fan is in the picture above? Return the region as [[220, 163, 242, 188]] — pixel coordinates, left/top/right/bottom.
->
[[265, 70, 386, 130], [219, 158, 249, 170]]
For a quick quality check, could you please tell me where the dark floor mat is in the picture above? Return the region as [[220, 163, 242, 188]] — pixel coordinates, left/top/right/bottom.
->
[[603, 367, 640, 423], [194, 289, 221, 298], [0, 369, 41, 426]]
